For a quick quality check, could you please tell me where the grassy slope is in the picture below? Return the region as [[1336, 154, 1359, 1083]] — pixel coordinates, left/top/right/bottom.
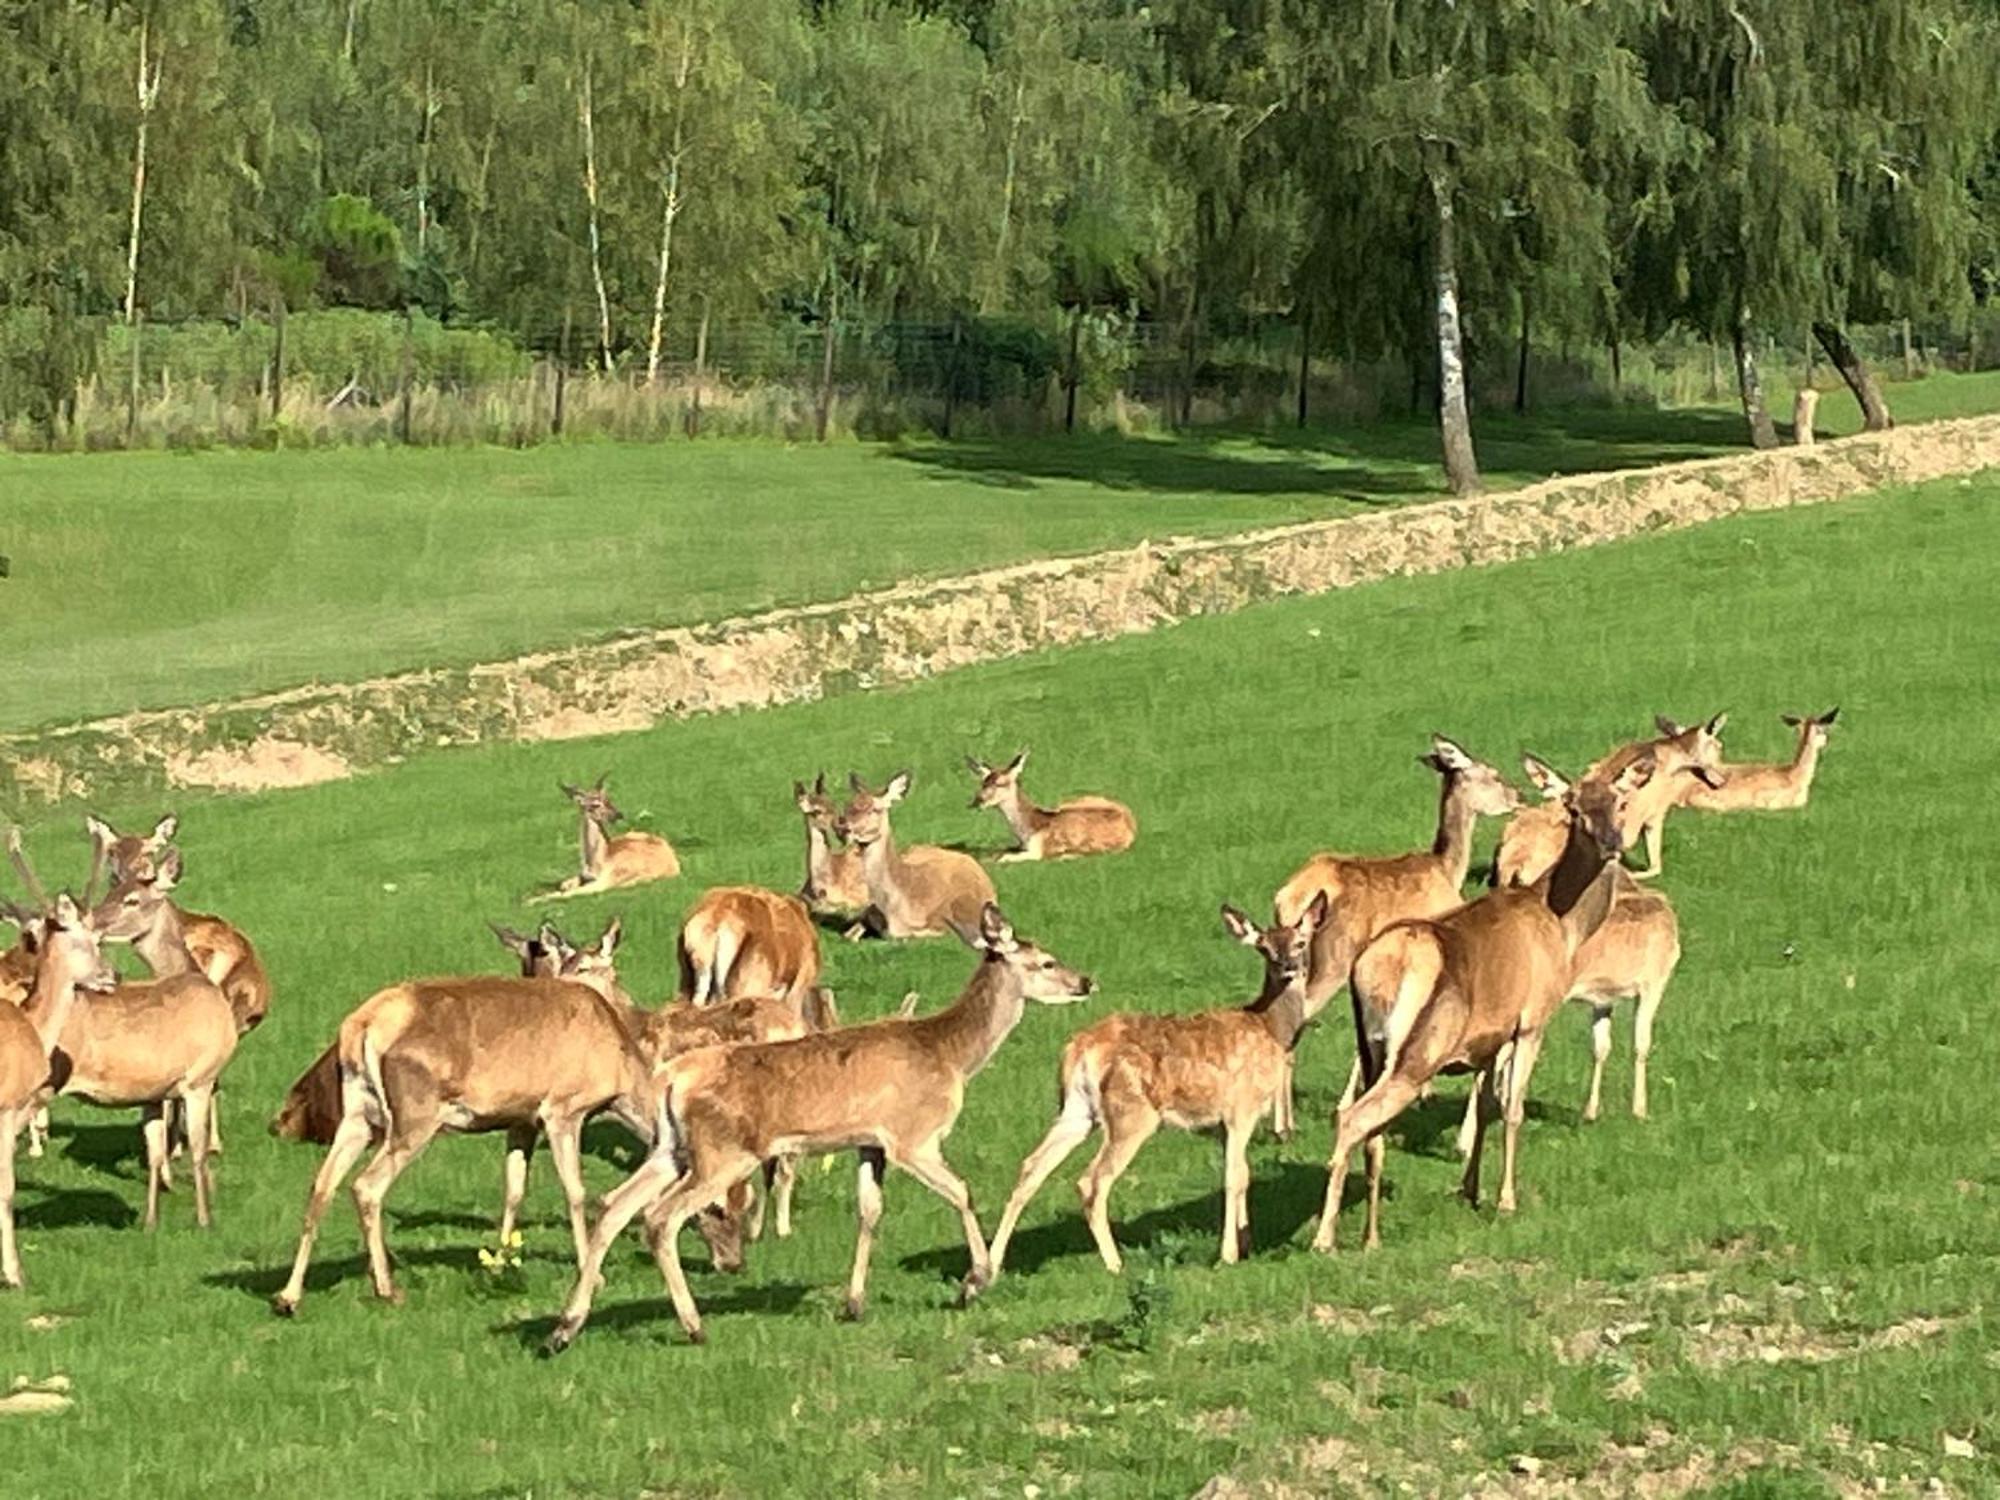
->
[[5, 369, 1995, 734], [5, 470, 1997, 1496]]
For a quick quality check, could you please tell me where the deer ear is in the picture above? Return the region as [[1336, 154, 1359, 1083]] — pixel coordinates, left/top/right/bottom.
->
[[1818, 706, 1840, 726], [1007, 748, 1028, 774], [977, 903, 1015, 952], [1303, 889, 1331, 930], [1654, 715, 1686, 737], [152, 814, 178, 846], [1780, 713, 1803, 727], [1687, 765, 1727, 789], [1611, 756, 1658, 796], [85, 814, 114, 849], [1705, 712, 1728, 735], [883, 771, 912, 805], [598, 916, 622, 960], [1429, 734, 1473, 771], [848, 771, 868, 794], [560, 781, 580, 799], [53, 892, 82, 927], [812, 771, 827, 796], [1521, 754, 1570, 798], [792, 779, 809, 805], [490, 922, 531, 960], [154, 847, 183, 890], [965, 755, 990, 778], [1220, 905, 1258, 945]]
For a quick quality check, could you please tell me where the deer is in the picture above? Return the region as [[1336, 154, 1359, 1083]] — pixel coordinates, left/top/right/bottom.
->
[[676, 885, 821, 1008], [30, 840, 239, 1231], [794, 773, 868, 917], [1588, 713, 1729, 879], [1268, 736, 1523, 1137], [984, 893, 1328, 1283], [1492, 755, 1572, 888], [1, 889, 118, 1288], [535, 777, 680, 901], [269, 916, 675, 1316], [1310, 756, 1655, 1254], [541, 903, 1095, 1353], [965, 749, 1137, 862], [838, 771, 997, 941], [1676, 709, 1839, 813]]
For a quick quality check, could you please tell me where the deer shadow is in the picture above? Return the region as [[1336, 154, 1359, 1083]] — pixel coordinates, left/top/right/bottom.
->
[[1387, 1087, 1574, 1161], [502, 1278, 815, 1351], [16, 1185, 138, 1230], [48, 1121, 149, 1180], [203, 1245, 495, 1303]]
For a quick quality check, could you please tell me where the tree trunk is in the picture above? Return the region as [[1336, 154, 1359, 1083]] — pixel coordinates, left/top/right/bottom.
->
[[343, 0, 360, 63], [816, 282, 839, 443], [1812, 321, 1892, 431], [1791, 387, 1819, 447], [415, 60, 437, 256], [1608, 333, 1622, 396], [1514, 291, 1531, 414], [397, 306, 414, 444], [1427, 163, 1480, 497], [686, 299, 709, 438], [942, 317, 962, 439], [577, 63, 613, 372], [127, 311, 142, 441], [645, 39, 693, 385], [1707, 338, 1723, 399], [987, 79, 1026, 315], [552, 304, 571, 437], [1901, 316, 1916, 378], [269, 297, 286, 423], [1732, 316, 1779, 449], [1295, 304, 1311, 429], [123, 13, 161, 327], [1178, 283, 1198, 428], [1067, 305, 1084, 433]]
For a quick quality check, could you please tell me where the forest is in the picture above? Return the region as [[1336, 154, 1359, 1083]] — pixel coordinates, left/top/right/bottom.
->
[[1, 1, 1995, 482]]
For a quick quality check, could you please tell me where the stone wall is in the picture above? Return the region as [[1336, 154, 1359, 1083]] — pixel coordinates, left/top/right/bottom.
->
[[6, 414, 1996, 805]]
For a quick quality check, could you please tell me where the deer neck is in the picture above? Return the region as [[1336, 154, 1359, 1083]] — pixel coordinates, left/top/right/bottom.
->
[[135, 903, 199, 979], [23, 958, 82, 1055], [580, 811, 610, 876], [858, 823, 905, 895], [992, 782, 1048, 846], [1246, 974, 1311, 1052], [1429, 773, 1480, 889], [1787, 730, 1824, 791], [803, 819, 833, 888], [926, 958, 1027, 1079], [1541, 827, 1618, 955]]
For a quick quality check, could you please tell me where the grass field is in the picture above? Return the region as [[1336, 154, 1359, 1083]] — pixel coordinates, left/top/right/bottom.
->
[[4, 467, 1996, 1497], [5, 369, 1996, 734]]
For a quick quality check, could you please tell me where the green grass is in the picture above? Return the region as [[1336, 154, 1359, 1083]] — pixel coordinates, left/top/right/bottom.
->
[[6, 368, 1996, 734], [5, 467, 1997, 1496]]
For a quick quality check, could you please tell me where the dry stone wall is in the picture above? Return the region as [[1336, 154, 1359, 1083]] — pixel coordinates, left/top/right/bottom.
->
[[6, 414, 1996, 805]]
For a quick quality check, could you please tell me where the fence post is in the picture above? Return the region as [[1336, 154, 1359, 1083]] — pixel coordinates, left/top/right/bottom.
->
[[126, 310, 142, 442], [816, 283, 839, 443], [270, 297, 287, 424], [943, 317, 962, 439], [1295, 305, 1311, 429], [553, 304, 571, 438], [397, 306, 415, 443], [686, 300, 709, 438], [1065, 306, 1082, 433]]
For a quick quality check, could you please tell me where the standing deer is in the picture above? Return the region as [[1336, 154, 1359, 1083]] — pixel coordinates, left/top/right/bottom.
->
[[270, 917, 665, 1315], [965, 749, 1137, 861], [1269, 736, 1522, 1136], [536, 777, 680, 901], [1311, 758, 1651, 1253], [1589, 713, 1729, 879], [795, 774, 868, 917], [542, 904, 1094, 1352], [1, 890, 117, 1288], [1491, 755, 1573, 888], [1676, 709, 1839, 813], [985, 893, 1328, 1282], [839, 772, 996, 941], [676, 885, 821, 1007]]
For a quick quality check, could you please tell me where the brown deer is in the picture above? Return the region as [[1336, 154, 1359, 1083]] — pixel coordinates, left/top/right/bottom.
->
[[795, 773, 868, 916], [1311, 758, 1652, 1253], [536, 777, 680, 901], [1677, 708, 1839, 813], [838, 772, 996, 941], [1590, 713, 1729, 878], [270, 917, 665, 1315], [1269, 736, 1522, 1136], [1492, 755, 1573, 888], [984, 893, 1328, 1282], [52, 846, 239, 1230], [0, 890, 118, 1288], [542, 904, 1094, 1352], [676, 885, 821, 1007], [966, 749, 1137, 861]]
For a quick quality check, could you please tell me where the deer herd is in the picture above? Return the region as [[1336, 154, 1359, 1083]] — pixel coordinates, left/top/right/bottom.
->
[[0, 707, 1838, 1356]]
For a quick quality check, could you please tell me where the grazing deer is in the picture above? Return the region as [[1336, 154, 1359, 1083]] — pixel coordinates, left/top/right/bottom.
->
[[839, 772, 996, 941], [536, 777, 680, 901], [542, 904, 1094, 1352], [1269, 736, 1522, 1136], [1492, 755, 1573, 888], [677, 886, 821, 1007], [270, 917, 665, 1315], [1311, 758, 1651, 1253], [50, 846, 239, 1230], [965, 750, 1137, 862], [985, 893, 1328, 1282], [1589, 713, 1729, 879], [795, 773, 868, 917], [1677, 709, 1839, 813], [0, 891, 118, 1288]]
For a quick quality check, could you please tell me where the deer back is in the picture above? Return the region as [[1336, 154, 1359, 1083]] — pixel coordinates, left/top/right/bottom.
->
[[1568, 878, 1680, 1003], [677, 886, 820, 1001], [56, 973, 237, 1106], [1063, 1009, 1285, 1130]]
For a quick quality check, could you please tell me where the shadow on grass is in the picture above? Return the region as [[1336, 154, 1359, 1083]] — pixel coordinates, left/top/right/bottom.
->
[[500, 1279, 815, 1351], [51, 1121, 147, 1180], [18, 1186, 137, 1230], [1389, 1089, 1576, 1162]]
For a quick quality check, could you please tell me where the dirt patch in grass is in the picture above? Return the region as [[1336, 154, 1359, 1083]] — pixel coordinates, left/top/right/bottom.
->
[[165, 736, 354, 793]]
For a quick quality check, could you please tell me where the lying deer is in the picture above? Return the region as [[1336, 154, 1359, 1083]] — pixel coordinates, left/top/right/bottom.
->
[[536, 777, 680, 901], [677, 885, 821, 1007], [985, 893, 1328, 1282], [839, 772, 996, 941], [965, 749, 1136, 861], [1311, 758, 1649, 1253], [1590, 713, 1728, 879], [1269, 736, 1521, 1135], [270, 917, 665, 1315], [52, 844, 239, 1230], [1677, 708, 1839, 813], [542, 904, 1094, 1352], [1, 891, 118, 1287], [795, 774, 868, 917]]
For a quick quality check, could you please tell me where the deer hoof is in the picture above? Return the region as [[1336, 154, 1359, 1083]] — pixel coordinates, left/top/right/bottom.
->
[[840, 1296, 866, 1323], [541, 1319, 580, 1357], [270, 1294, 299, 1319], [684, 1323, 708, 1346]]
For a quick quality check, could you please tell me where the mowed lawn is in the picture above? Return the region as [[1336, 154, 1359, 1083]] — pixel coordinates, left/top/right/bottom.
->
[[5, 368, 1995, 734], [5, 472, 1998, 1498]]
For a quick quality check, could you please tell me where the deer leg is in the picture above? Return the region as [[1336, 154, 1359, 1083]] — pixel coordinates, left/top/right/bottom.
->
[[1632, 982, 1665, 1120], [0, 1112, 19, 1288], [1454, 1085, 1479, 1160], [183, 1086, 217, 1229], [498, 1124, 536, 1247], [1222, 1122, 1253, 1264], [141, 1106, 169, 1231], [1583, 1003, 1614, 1123], [891, 1141, 990, 1300], [1077, 1099, 1158, 1275], [545, 1149, 683, 1353], [272, 1110, 375, 1315], [1459, 1066, 1498, 1208], [640, 1164, 752, 1344], [1496, 1029, 1548, 1214], [1313, 1071, 1422, 1253], [843, 1148, 887, 1321], [1271, 1053, 1295, 1140], [207, 1091, 224, 1156], [987, 1086, 1095, 1282], [351, 1115, 443, 1303], [27, 1105, 47, 1159], [541, 1117, 594, 1276], [765, 1154, 798, 1240], [1633, 817, 1665, 880]]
